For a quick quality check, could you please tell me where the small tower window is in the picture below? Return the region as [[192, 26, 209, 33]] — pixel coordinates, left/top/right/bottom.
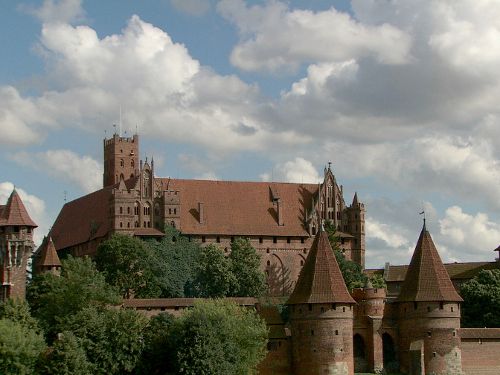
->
[[216, 236, 220, 243], [120, 159, 124, 167], [335, 330, 339, 335], [259, 237, 263, 244], [267, 260, 271, 266]]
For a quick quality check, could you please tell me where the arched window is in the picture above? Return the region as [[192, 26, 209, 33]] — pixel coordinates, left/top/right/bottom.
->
[[120, 159, 124, 167], [134, 202, 140, 216], [131, 159, 135, 167], [143, 203, 151, 216]]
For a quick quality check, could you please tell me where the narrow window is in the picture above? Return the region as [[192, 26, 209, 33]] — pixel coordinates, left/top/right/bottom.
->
[[273, 237, 277, 244], [202, 236, 206, 243], [287, 237, 291, 244], [119, 207, 123, 214], [301, 237, 305, 244], [216, 236, 220, 243], [308, 304, 312, 311], [267, 260, 271, 266], [311, 330, 314, 336], [335, 330, 339, 335], [259, 237, 263, 244]]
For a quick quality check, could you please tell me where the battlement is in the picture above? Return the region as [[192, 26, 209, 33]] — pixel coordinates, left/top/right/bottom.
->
[[104, 134, 137, 146]]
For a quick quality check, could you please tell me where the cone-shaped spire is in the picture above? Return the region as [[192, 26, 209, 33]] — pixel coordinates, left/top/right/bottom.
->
[[0, 189, 37, 227], [36, 237, 61, 269], [352, 192, 359, 206], [287, 230, 355, 305], [397, 225, 462, 302]]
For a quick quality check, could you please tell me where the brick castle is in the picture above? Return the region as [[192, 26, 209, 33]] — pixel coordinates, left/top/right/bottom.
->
[[2, 133, 500, 375]]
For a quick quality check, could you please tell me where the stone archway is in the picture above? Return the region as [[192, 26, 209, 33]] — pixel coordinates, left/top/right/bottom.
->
[[354, 334, 368, 373]]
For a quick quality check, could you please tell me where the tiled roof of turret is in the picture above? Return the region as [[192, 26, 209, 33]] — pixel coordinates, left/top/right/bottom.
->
[[36, 237, 61, 268], [0, 189, 37, 227], [397, 224, 462, 302], [287, 229, 355, 305]]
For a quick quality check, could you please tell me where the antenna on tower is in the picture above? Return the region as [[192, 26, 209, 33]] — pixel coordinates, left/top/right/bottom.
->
[[119, 105, 123, 137], [64, 190, 67, 203]]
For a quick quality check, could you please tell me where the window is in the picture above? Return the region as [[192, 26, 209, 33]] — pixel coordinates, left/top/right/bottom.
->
[[335, 330, 339, 335], [127, 207, 130, 214], [259, 237, 263, 244], [287, 237, 291, 244], [120, 159, 124, 167], [301, 237, 305, 244], [216, 236, 220, 243], [119, 207, 123, 214], [300, 260, 304, 266], [267, 260, 271, 266], [173, 208, 177, 215], [308, 304, 312, 311], [202, 236, 206, 243], [131, 159, 135, 167], [134, 202, 140, 215], [273, 237, 277, 244]]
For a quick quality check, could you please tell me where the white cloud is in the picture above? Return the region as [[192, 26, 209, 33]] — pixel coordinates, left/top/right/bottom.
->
[[366, 218, 408, 249], [0, 182, 48, 245], [21, 0, 85, 24], [217, 0, 411, 72], [260, 157, 322, 183], [11, 150, 102, 194], [171, 0, 211, 17], [440, 206, 500, 254]]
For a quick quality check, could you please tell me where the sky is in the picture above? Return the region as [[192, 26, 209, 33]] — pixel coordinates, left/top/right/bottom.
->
[[1, 0, 499, 268]]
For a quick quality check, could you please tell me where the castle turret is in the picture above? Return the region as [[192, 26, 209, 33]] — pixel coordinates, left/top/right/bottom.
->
[[0, 189, 37, 301], [287, 228, 356, 375], [346, 192, 365, 268], [397, 223, 463, 375], [103, 133, 139, 187], [33, 236, 61, 276]]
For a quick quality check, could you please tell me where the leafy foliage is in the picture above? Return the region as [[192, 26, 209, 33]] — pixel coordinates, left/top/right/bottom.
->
[[95, 234, 164, 298], [0, 298, 41, 333], [27, 256, 120, 339], [169, 299, 268, 375], [460, 269, 500, 328], [63, 306, 148, 375], [38, 331, 92, 375], [0, 318, 46, 375], [191, 244, 235, 298], [228, 238, 267, 297], [146, 226, 202, 297], [135, 313, 176, 375]]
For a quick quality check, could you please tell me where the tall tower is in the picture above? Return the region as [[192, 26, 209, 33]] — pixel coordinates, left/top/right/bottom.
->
[[103, 133, 139, 187], [0, 189, 37, 301], [397, 224, 463, 375], [347, 193, 365, 268], [287, 229, 356, 375]]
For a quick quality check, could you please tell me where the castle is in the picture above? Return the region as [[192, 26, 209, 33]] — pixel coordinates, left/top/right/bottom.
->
[[49, 133, 366, 294], [3, 133, 500, 374]]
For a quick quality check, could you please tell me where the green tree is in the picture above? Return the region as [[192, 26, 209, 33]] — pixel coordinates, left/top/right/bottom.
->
[[147, 226, 202, 297], [169, 299, 268, 375], [191, 244, 235, 298], [324, 221, 367, 290], [135, 313, 176, 375], [63, 306, 148, 375], [38, 331, 92, 375], [460, 269, 500, 328], [0, 318, 46, 375], [369, 274, 387, 289], [95, 234, 164, 298], [229, 238, 267, 297], [27, 256, 120, 339], [0, 298, 41, 333]]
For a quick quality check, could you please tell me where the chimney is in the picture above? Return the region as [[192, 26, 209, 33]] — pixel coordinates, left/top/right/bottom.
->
[[198, 202, 204, 224], [277, 199, 284, 226]]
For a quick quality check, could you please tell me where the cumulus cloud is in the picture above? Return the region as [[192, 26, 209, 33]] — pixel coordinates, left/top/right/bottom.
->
[[440, 206, 500, 255], [11, 150, 102, 194], [217, 0, 411, 72], [171, 0, 211, 17], [0, 182, 48, 245], [260, 157, 322, 183], [21, 0, 85, 24]]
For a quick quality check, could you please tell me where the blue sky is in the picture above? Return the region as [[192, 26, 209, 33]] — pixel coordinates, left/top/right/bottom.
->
[[1, 0, 499, 268]]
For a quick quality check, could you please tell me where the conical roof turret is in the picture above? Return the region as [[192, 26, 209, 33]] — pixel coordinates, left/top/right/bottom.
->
[[352, 192, 359, 206], [397, 224, 462, 302], [0, 189, 37, 227], [36, 237, 61, 269], [287, 229, 355, 305]]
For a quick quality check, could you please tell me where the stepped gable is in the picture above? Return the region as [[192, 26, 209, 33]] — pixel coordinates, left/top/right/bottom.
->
[[0, 189, 37, 227], [287, 229, 355, 305], [50, 187, 112, 250], [36, 237, 61, 268], [163, 179, 317, 236], [397, 224, 462, 302]]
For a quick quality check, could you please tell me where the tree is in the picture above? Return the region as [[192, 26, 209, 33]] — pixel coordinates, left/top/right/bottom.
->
[[135, 313, 176, 375], [146, 226, 202, 297], [38, 331, 92, 375], [324, 221, 367, 290], [0, 298, 41, 333], [95, 234, 164, 298], [460, 269, 500, 328], [27, 256, 120, 339], [169, 299, 268, 375], [0, 318, 46, 375], [229, 238, 267, 297], [63, 306, 148, 375], [191, 244, 235, 298]]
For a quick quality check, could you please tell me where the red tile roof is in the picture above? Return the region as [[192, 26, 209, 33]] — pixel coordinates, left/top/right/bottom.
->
[[35, 237, 61, 267], [50, 188, 112, 250], [397, 226, 462, 302], [0, 189, 37, 227], [133, 228, 164, 236], [287, 230, 355, 305], [460, 328, 500, 339], [162, 179, 317, 236]]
